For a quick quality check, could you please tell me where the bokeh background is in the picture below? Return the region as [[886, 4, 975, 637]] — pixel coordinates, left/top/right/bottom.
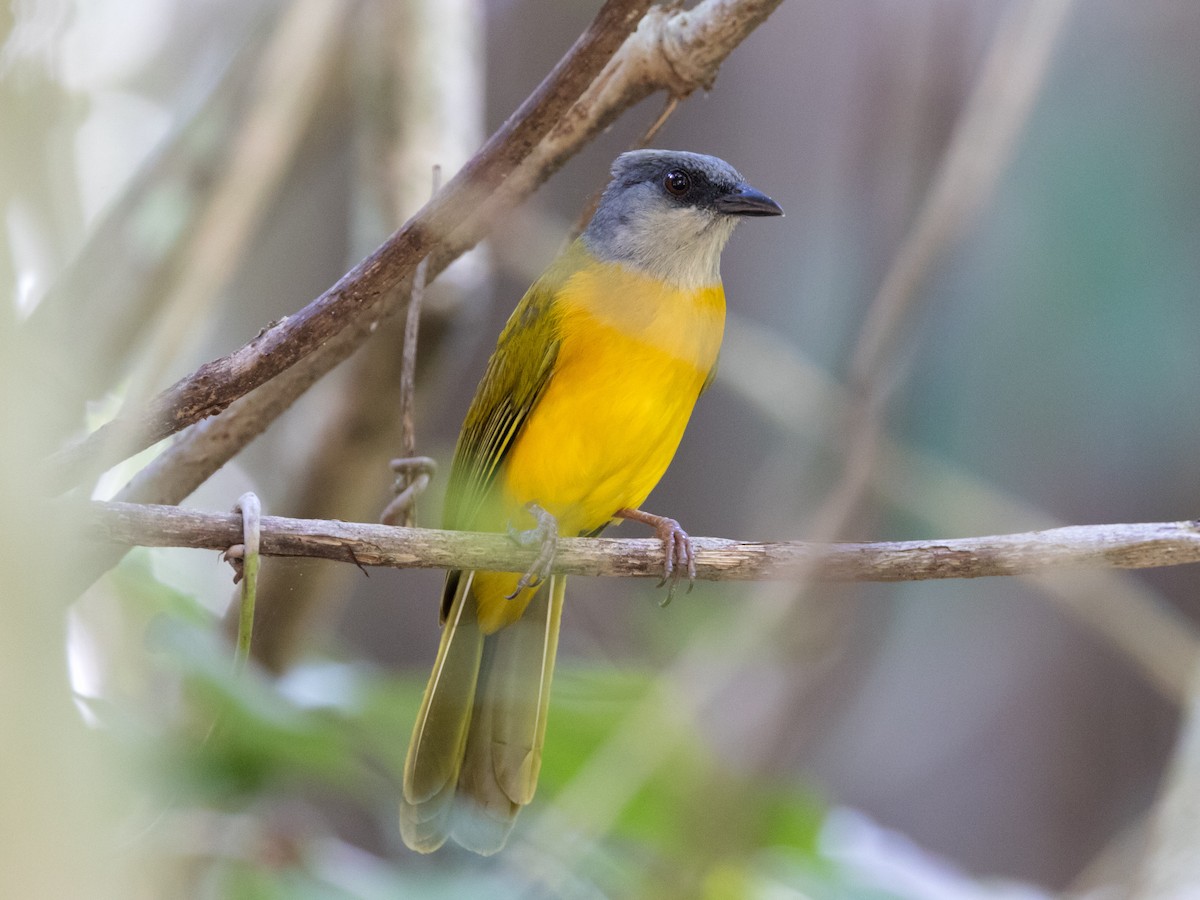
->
[[5, 0, 1200, 897]]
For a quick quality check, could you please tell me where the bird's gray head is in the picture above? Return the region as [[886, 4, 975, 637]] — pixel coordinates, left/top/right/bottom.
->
[[582, 149, 782, 290]]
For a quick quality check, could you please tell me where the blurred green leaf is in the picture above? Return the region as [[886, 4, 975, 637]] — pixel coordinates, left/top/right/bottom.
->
[[540, 666, 826, 893]]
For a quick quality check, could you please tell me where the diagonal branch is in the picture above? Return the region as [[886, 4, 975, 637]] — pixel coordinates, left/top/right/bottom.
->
[[46, 0, 654, 492], [51, 0, 786, 602], [49, 0, 783, 498], [83, 501, 1200, 585]]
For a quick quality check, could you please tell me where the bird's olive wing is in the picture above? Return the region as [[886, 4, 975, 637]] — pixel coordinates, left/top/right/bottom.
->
[[441, 263, 571, 533]]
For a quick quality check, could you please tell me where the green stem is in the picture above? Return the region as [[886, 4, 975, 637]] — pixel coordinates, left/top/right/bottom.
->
[[234, 547, 258, 672], [232, 492, 261, 672]]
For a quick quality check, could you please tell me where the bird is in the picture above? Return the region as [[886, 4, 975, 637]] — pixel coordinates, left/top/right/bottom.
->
[[400, 149, 782, 854]]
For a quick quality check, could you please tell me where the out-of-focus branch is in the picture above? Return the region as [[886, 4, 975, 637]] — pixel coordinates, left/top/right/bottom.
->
[[238, 0, 485, 672], [83, 501, 1200, 584], [817, 0, 1079, 537], [723, 315, 1200, 704], [1068, 816, 1148, 897], [46, 0, 653, 491], [21, 7, 277, 433], [124, 0, 349, 404], [847, 0, 1078, 389], [1130, 660, 1200, 898]]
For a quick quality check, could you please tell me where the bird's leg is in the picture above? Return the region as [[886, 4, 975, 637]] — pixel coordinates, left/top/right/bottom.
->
[[615, 507, 696, 606], [505, 502, 559, 599]]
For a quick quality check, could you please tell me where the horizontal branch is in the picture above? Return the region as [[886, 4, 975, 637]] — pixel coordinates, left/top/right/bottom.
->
[[82, 501, 1200, 584]]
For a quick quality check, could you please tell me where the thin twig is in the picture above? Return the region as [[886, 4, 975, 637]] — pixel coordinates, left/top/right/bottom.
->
[[228, 0, 488, 674], [401, 263, 430, 460], [380, 457, 436, 528], [82, 501, 1200, 585], [378, 255, 431, 529], [381, 166, 442, 528], [569, 94, 681, 238], [639, 95, 679, 147], [400, 167, 442, 458]]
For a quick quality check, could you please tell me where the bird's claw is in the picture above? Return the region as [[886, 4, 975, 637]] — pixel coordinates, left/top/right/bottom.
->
[[652, 517, 696, 607], [614, 507, 697, 607], [505, 503, 558, 599]]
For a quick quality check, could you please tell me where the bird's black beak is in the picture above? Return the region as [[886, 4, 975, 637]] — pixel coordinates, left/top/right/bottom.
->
[[714, 182, 784, 217]]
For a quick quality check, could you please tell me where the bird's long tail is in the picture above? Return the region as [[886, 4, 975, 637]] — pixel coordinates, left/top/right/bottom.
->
[[400, 572, 565, 854]]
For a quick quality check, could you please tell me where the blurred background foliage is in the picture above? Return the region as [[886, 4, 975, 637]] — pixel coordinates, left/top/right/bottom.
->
[[4, 0, 1200, 897]]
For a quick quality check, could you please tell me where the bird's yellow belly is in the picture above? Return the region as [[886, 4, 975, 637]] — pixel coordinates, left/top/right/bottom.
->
[[473, 268, 724, 632], [501, 270, 724, 534], [502, 336, 707, 536]]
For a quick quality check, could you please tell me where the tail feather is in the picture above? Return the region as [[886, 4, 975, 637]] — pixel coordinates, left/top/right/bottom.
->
[[400, 573, 566, 855], [452, 674, 520, 855], [401, 572, 481, 853], [450, 631, 519, 854], [488, 575, 564, 805], [398, 786, 455, 853]]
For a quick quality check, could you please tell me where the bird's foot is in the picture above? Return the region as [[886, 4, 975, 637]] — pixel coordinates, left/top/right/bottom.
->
[[615, 507, 696, 607], [505, 503, 558, 599]]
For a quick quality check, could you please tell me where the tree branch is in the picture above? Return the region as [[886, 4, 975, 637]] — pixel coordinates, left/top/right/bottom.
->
[[57, 0, 785, 597], [46, 0, 655, 492], [64, 0, 783, 507], [82, 501, 1200, 584]]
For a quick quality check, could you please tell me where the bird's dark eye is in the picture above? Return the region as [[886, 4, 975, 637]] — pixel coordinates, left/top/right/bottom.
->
[[663, 169, 691, 197]]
